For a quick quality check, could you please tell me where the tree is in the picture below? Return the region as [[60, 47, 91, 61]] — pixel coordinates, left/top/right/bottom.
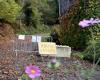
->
[[40, 0, 59, 25], [13, 0, 58, 34]]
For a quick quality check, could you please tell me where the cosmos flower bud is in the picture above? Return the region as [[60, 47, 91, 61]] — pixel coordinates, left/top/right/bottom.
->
[[47, 59, 60, 69]]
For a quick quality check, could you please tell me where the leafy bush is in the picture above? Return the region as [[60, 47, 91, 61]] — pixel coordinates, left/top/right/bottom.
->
[[58, 0, 91, 50], [0, 0, 20, 23], [83, 35, 100, 64], [58, 0, 100, 50], [78, 17, 100, 64]]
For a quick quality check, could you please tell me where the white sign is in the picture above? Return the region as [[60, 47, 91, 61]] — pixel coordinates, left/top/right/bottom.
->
[[37, 36, 41, 42], [32, 36, 37, 42], [18, 35, 25, 40], [32, 35, 41, 42]]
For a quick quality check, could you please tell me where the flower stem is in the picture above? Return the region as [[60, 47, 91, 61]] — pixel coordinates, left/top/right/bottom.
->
[[89, 28, 96, 68]]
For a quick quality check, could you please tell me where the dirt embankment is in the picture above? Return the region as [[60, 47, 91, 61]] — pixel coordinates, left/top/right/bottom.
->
[[0, 23, 14, 48]]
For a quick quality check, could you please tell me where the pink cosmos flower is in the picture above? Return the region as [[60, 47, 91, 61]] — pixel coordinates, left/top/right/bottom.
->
[[79, 19, 91, 28], [79, 18, 100, 28], [25, 65, 41, 79]]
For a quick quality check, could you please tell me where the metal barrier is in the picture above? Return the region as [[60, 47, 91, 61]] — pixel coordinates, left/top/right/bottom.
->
[[12, 35, 52, 53], [10, 35, 52, 63]]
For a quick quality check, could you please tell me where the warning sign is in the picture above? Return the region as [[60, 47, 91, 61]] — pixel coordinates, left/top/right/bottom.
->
[[38, 42, 56, 55]]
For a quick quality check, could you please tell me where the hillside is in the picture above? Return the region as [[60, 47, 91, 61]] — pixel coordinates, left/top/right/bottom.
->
[[0, 23, 14, 45]]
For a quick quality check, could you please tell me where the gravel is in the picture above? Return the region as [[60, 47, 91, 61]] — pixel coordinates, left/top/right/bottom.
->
[[0, 41, 100, 80]]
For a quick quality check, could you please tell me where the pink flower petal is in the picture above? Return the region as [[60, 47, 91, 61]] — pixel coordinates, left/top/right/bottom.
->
[[29, 74, 36, 79], [25, 66, 32, 73], [34, 73, 41, 77]]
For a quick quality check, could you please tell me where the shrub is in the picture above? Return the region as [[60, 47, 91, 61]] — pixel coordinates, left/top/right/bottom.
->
[[83, 37, 100, 64], [0, 0, 20, 23]]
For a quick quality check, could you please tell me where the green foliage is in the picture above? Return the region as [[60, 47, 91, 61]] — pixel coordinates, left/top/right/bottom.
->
[[16, 24, 51, 35], [23, 2, 33, 27], [82, 0, 100, 63], [59, 0, 100, 50], [0, 0, 20, 23], [21, 0, 42, 28], [31, 0, 59, 25], [83, 36, 100, 64], [74, 61, 95, 80], [15, 0, 56, 34], [0, 0, 58, 34], [60, 0, 91, 50], [86, 0, 100, 17], [47, 59, 61, 69], [19, 74, 30, 80], [41, 0, 59, 25]]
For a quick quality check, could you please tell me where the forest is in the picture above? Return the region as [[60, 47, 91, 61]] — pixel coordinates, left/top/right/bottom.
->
[[0, 0, 59, 34]]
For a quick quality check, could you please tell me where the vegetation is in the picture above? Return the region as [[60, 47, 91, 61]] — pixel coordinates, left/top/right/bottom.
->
[[0, 0, 58, 34], [0, 0, 100, 80], [81, 0, 100, 63], [83, 36, 100, 64], [58, 0, 100, 50], [58, 0, 89, 50], [0, 0, 20, 23]]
